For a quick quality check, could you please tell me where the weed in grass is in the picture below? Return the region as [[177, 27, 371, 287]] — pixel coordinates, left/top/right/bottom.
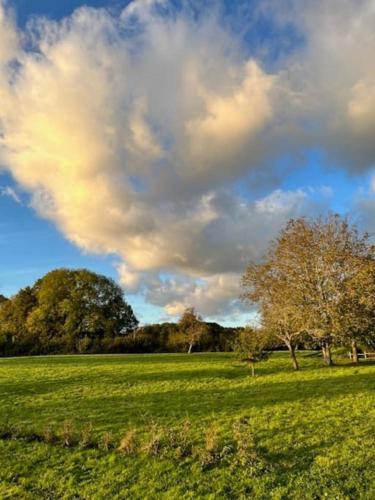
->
[[118, 430, 137, 455], [0, 421, 15, 440], [79, 423, 94, 449], [42, 423, 55, 444], [143, 423, 164, 456], [61, 420, 76, 448], [165, 419, 193, 459], [233, 417, 267, 474], [100, 431, 114, 451], [219, 444, 235, 462], [198, 425, 222, 470]]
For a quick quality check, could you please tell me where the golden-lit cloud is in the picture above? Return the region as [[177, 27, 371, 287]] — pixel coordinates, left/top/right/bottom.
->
[[0, 0, 375, 319]]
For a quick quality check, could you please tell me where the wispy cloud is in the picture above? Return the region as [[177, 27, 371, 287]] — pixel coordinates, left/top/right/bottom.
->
[[0, 186, 22, 204]]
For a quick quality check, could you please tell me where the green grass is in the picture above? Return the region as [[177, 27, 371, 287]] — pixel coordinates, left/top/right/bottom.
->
[[0, 352, 374, 499]]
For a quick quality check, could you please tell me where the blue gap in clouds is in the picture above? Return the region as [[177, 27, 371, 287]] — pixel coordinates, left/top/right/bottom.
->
[[12, 0, 132, 26], [221, 0, 305, 68], [281, 149, 370, 215], [232, 148, 370, 214]]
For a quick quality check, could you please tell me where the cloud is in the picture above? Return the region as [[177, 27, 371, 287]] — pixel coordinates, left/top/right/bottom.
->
[[0, 185, 22, 204], [145, 273, 245, 320], [116, 187, 329, 317], [0, 0, 374, 321], [0, 1, 18, 63], [278, 0, 375, 171]]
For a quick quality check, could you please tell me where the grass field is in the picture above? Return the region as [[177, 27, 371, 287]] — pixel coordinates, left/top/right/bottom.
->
[[0, 352, 374, 499]]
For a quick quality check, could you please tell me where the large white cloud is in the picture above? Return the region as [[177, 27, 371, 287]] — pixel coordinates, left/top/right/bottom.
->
[[0, 0, 374, 320]]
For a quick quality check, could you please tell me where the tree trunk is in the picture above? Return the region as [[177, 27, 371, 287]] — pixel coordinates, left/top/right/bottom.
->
[[322, 343, 333, 366], [247, 361, 255, 376], [187, 342, 193, 354], [290, 347, 299, 371], [286, 342, 299, 371], [351, 340, 359, 364]]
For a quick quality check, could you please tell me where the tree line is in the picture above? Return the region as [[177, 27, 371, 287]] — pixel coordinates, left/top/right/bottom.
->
[[0, 215, 374, 362], [0, 270, 239, 355]]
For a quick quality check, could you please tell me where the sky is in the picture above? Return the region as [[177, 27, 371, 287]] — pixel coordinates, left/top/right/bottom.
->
[[0, 0, 374, 326]]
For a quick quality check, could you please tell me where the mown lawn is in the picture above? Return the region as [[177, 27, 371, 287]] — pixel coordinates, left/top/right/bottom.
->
[[0, 351, 374, 499]]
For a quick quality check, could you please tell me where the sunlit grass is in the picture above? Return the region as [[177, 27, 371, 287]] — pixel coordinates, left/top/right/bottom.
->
[[0, 352, 374, 498]]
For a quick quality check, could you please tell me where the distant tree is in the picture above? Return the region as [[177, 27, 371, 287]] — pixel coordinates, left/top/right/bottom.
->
[[178, 307, 208, 354], [234, 327, 270, 376], [26, 269, 138, 352], [0, 294, 8, 305]]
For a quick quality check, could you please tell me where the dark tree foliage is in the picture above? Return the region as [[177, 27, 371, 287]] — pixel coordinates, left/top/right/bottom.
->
[[122, 321, 240, 354], [0, 294, 8, 305], [0, 269, 138, 355], [0, 269, 241, 354], [0, 287, 37, 354]]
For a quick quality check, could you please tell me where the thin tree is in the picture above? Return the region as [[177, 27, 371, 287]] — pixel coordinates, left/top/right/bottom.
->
[[234, 327, 270, 376], [178, 307, 207, 354]]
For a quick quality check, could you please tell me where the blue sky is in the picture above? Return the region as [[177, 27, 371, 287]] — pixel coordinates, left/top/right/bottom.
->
[[0, 0, 374, 325]]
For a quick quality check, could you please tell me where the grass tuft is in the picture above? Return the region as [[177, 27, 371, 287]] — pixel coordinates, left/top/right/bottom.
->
[[61, 420, 76, 448], [118, 429, 137, 455]]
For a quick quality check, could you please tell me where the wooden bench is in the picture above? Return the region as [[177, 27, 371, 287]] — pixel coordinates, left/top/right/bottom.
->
[[348, 352, 375, 360]]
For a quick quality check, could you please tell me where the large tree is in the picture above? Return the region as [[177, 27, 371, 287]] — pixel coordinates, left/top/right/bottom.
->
[[243, 261, 305, 370], [337, 254, 375, 362], [0, 269, 138, 354], [243, 215, 374, 366], [26, 269, 138, 352]]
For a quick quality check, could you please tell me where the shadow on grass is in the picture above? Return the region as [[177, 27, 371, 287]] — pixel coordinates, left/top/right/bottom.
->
[[1, 352, 374, 399], [3, 369, 372, 429]]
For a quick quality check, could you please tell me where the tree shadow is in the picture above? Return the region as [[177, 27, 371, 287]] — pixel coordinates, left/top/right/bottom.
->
[[4, 369, 371, 430]]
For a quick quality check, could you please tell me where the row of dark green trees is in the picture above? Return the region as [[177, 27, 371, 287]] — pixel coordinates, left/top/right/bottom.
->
[[0, 269, 239, 355]]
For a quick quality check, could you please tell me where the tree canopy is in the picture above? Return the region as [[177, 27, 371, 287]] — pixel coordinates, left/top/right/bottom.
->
[[0, 269, 138, 355], [243, 215, 375, 367]]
